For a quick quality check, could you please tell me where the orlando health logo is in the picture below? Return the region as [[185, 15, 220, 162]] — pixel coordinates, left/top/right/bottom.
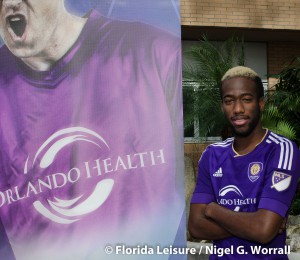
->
[[24, 127, 114, 224], [218, 185, 256, 211], [0, 127, 165, 224]]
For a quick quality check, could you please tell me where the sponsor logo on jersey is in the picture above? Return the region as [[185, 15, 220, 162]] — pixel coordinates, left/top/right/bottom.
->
[[271, 171, 292, 192], [213, 167, 223, 177], [217, 185, 256, 212], [248, 162, 263, 182]]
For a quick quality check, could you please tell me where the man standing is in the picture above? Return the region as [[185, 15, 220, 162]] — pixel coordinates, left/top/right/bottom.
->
[[0, 1, 184, 259], [189, 66, 300, 259]]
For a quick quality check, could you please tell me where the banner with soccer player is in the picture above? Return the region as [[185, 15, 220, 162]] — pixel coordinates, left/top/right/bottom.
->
[[0, 0, 185, 259]]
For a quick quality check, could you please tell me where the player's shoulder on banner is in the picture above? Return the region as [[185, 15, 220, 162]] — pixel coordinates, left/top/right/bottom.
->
[[90, 10, 180, 53], [266, 130, 300, 172]]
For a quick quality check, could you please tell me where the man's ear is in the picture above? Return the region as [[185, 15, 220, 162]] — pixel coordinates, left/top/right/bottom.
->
[[259, 97, 265, 111]]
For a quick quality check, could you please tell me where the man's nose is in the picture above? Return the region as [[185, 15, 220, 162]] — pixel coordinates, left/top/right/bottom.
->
[[233, 100, 244, 114], [2, 0, 22, 10]]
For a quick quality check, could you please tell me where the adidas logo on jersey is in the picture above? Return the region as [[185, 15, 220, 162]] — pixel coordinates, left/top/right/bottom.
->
[[213, 167, 223, 177]]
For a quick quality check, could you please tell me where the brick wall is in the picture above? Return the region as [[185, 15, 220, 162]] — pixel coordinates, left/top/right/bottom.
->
[[268, 42, 300, 87], [181, 0, 300, 30], [184, 143, 210, 173]]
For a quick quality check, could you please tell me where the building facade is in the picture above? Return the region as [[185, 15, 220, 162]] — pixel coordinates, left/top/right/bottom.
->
[[181, 0, 300, 86]]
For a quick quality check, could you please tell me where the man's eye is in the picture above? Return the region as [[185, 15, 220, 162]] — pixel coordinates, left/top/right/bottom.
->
[[224, 99, 233, 105], [242, 98, 252, 103]]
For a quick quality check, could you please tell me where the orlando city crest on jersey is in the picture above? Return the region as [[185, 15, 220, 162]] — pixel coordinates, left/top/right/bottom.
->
[[248, 162, 263, 182]]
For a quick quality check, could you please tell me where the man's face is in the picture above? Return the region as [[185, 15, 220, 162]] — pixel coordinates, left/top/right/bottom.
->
[[0, 0, 62, 58], [221, 77, 264, 137]]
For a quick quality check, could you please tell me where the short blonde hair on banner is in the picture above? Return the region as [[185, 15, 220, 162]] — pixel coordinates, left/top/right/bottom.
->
[[221, 66, 259, 82]]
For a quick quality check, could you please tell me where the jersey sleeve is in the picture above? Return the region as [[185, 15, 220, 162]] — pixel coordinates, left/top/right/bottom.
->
[[190, 147, 215, 204], [258, 140, 300, 217]]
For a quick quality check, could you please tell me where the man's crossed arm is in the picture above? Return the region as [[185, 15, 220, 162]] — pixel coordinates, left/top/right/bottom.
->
[[188, 203, 285, 244]]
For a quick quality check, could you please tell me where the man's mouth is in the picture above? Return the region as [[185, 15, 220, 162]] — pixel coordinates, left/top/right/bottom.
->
[[232, 116, 249, 126], [7, 15, 27, 38]]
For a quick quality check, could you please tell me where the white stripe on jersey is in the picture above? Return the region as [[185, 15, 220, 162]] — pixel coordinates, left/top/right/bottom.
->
[[268, 135, 279, 144], [284, 141, 290, 169], [288, 139, 294, 170], [279, 142, 284, 169], [211, 137, 234, 147], [268, 132, 294, 171]]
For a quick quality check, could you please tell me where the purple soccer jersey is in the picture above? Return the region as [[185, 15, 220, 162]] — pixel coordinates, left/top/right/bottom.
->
[[0, 10, 184, 260], [191, 130, 300, 259]]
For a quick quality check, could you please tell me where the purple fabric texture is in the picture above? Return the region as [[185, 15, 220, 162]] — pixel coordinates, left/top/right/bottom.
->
[[0, 10, 185, 259], [192, 130, 300, 259]]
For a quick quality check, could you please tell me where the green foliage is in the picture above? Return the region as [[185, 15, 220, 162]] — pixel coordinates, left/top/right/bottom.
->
[[261, 104, 296, 140], [290, 198, 300, 215], [263, 57, 300, 144], [183, 35, 245, 140]]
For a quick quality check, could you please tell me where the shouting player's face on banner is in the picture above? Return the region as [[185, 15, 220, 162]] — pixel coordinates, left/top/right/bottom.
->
[[221, 77, 264, 137], [0, 0, 62, 58]]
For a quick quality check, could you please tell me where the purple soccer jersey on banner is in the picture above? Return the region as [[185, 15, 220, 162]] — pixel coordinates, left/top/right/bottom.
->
[[0, 10, 184, 260], [191, 130, 300, 259]]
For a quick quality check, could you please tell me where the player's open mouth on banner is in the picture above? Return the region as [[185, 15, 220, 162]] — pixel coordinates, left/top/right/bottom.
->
[[6, 14, 27, 40]]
